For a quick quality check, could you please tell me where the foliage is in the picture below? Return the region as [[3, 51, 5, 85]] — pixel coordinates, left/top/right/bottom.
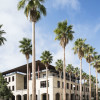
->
[[0, 25, 6, 46], [0, 73, 12, 99], [40, 50, 53, 67], [66, 64, 74, 75], [17, 0, 46, 22], [73, 67, 80, 78], [54, 20, 74, 48], [19, 38, 32, 59], [55, 59, 63, 72], [73, 38, 86, 59]]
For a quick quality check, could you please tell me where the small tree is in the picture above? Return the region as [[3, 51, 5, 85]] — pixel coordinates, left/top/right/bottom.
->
[[0, 25, 6, 46], [40, 51, 53, 100], [19, 38, 32, 100], [0, 73, 12, 100], [55, 59, 63, 100], [66, 64, 74, 100]]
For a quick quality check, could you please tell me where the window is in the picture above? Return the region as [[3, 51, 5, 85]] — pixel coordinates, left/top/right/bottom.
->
[[67, 83, 69, 89], [77, 85, 78, 90], [12, 86, 14, 91], [9, 77, 11, 82], [57, 81, 60, 88], [71, 84, 73, 90], [43, 74, 46, 78], [62, 82, 64, 88], [82, 87, 83, 91], [12, 76, 14, 81], [40, 81, 49, 88]]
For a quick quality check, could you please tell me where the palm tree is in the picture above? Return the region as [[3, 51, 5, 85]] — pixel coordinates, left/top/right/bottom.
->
[[84, 45, 95, 100], [73, 38, 86, 100], [82, 71, 87, 100], [40, 50, 53, 100], [92, 54, 100, 100], [54, 20, 74, 100], [55, 59, 63, 100], [19, 38, 32, 100], [91, 75, 96, 99], [73, 67, 80, 100], [0, 25, 6, 46], [17, 1, 46, 99], [66, 64, 74, 100]]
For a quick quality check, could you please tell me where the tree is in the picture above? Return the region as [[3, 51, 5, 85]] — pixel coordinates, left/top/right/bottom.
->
[[84, 45, 95, 100], [19, 38, 32, 100], [54, 20, 74, 100], [0, 25, 6, 46], [73, 38, 86, 100], [66, 64, 74, 100], [82, 71, 87, 100], [73, 67, 80, 100], [17, 1, 46, 99], [40, 51, 53, 100], [92, 54, 100, 100], [91, 75, 96, 100], [55, 59, 63, 100], [0, 73, 12, 100]]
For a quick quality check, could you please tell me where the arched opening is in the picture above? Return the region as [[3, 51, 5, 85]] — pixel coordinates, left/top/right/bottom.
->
[[66, 93, 69, 100], [55, 93, 60, 100], [17, 95, 21, 100], [23, 94, 27, 100], [71, 94, 74, 100], [41, 93, 49, 100]]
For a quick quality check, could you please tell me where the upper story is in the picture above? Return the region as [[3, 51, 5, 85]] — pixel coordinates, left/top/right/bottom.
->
[[2, 60, 89, 94]]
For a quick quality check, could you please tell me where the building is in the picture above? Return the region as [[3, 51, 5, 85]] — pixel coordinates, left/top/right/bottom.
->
[[2, 60, 89, 100]]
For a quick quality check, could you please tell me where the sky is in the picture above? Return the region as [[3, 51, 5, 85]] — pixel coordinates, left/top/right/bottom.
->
[[0, 0, 100, 83]]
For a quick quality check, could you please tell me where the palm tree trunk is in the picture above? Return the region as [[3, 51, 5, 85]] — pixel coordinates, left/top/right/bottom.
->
[[69, 75, 71, 100], [75, 77, 77, 100], [60, 72, 62, 100], [63, 47, 66, 100], [89, 63, 91, 100], [84, 79, 85, 100], [80, 58, 82, 100], [96, 69, 98, 100], [27, 58, 29, 100], [46, 66, 48, 100], [94, 83, 96, 100], [32, 21, 36, 100]]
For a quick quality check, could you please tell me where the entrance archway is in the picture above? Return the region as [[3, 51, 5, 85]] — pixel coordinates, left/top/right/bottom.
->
[[55, 93, 60, 100], [41, 93, 49, 100], [66, 93, 69, 100]]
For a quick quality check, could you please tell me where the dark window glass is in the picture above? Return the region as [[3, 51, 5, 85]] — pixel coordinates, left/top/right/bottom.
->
[[77, 85, 78, 90], [67, 83, 69, 89], [62, 82, 64, 88], [9, 77, 10, 82], [43, 74, 46, 78], [71, 84, 73, 90], [12, 76, 14, 81], [5, 78, 7, 82], [57, 81, 60, 88], [12, 86, 14, 91], [82, 87, 83, 91], [40, 81, 49, 88]]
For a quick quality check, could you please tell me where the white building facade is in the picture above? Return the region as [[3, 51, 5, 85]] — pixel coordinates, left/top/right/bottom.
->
[[2, 61, 89, 100]]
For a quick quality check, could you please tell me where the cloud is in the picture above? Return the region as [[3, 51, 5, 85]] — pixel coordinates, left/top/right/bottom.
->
[[52, 0, 80, 10], [94, 24, 100, 33], [0, 0, 31, 72]]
